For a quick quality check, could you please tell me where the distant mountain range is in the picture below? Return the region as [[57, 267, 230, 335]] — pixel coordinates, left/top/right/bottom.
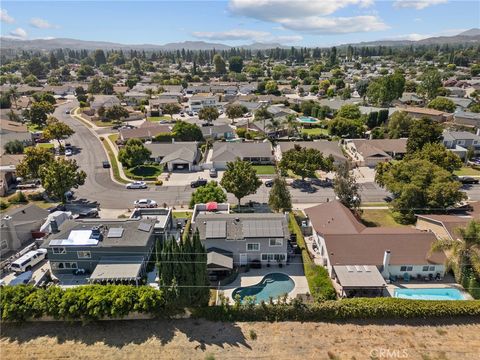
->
[[1, 29, 478, 51]]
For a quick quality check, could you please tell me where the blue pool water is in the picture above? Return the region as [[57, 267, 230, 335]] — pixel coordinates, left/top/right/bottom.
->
[[297, 116, 319, 123], [232, 273, 295, 303], [394, 288, 465, 300]]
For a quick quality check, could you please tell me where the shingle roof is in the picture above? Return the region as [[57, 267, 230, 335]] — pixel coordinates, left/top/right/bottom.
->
[[1, 204, 48, 224], [146, 142, 198, 162], [278, 141, 346, 163], [211, 142, 272, 162], [351, 139, 407, 155]]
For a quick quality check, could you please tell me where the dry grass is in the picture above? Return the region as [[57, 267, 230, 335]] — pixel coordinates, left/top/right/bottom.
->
[[1, 319, 480, 360], [360, 209, 407, 228]]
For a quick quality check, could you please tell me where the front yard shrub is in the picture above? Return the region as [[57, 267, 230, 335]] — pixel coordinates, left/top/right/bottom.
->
[[9, 191, 28, 204]]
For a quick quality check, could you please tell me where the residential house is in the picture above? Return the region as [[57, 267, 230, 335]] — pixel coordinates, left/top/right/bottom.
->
[[118, 122, 172, 142], [396, 92, 424, 106], [442, 130, 480, 160], [277, 141, 347, 165], [123, 91, 149, 106], [445, 87, 466, 97], [210, 142, 273, 170], [201, 124, 235, 140], [305, 201, 446, 297], [0, 118, 33, 146], [193, 212, 289, 266], [149, 98, 181, 115], [344, 138, 407, 167], [185, 85, 211, 95], [90, 95, 121, 111], [454, 111, 480, 128], [0, 154, 24, 196], [43, 218, 156, 284], [398, 106, 452, 122], [188, 94, 218, 112], [1, 204, 49, 257], [444, 97, 473, 110], [146, 141, 200, 171], [129, 207, 174, 240]]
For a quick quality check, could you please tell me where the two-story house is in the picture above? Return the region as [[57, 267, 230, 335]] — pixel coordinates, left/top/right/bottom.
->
[[188, 94, 218, 112], [442, 130, 480, 160]]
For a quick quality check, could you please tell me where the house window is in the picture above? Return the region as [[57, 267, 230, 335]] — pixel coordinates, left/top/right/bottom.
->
[[269, 238, 283, 247], [429, 266, 435, 271], [400, 265, 413, 272], [261, 253, 286, 261], [246, 243, 260, 251], [64, 262, 77, 269], [77, 251, 91, 259], [422, 266, 429, 271], [52, 247, 66, 254]]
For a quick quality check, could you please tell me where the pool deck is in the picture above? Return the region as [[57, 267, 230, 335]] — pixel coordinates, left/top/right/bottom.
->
[[386, 278, 473, 300], [220, 256, 309, 304]]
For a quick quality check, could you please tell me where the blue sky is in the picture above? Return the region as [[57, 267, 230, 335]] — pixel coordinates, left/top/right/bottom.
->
[[1, 1, 479, 46]]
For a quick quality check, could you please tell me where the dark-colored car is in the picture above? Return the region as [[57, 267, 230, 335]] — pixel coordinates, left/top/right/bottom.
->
[[459, 176, 479, 185], [47, 204, 67, 213], [77, 208, 99, 218], [102, 161, 111, 168], [201, 122, 214, 127], [264, 179, 274, 187], [190, 178, 208, 188]]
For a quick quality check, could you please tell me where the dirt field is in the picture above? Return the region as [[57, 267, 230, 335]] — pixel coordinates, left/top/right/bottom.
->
[[1, 318, 480, 360]]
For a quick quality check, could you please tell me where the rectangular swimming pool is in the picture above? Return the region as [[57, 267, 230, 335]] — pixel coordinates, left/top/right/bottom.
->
[[394, 288, 465, 300]]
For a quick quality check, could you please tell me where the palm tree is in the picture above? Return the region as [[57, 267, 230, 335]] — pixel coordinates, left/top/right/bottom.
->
[[285, 114, 298, 139], [430, 220, 480, 281], [8, 86, 19, 109], [265, 117, 281, 139], [145, 88, 155, 99]]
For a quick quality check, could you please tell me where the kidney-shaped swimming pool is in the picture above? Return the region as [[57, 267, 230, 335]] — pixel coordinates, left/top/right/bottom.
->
[[232, 273, 295, 303]]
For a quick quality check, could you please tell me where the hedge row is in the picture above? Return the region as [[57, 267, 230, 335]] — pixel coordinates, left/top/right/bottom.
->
[[0, 285, 176, 322], [192, 298, 480, 322]]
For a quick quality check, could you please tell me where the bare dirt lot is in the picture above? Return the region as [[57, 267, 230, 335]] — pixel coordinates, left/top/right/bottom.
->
[[1, 318, 480, 360]]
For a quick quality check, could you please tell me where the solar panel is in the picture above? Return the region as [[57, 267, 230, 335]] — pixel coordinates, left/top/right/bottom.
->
[[242, 220, 283, 238], [138, 222, 152, 232], [107, 227, 124, 238], [346, 265, 354, 272], [206, 221, 226, 239]]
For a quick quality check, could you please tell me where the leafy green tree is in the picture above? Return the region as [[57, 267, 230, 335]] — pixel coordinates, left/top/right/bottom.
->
[[265, 80, 278, 94], [0, 93, 12, 109], [279, 145, 334, 180], [418, 68, 442, 100], [163, 103, 181, 119], [40, 158, 87, 203], [427, 97, 456, 112], [268, 176, 292, 213], [43, 117, 75, 149], [25, 57, 47, 78], [16, 147, 54, 180], [367, 72, 405, 106], [28, 101, 54, 126], [198, 106, 219, 124], [387, 111, 413, 138], [225, 104, 247, 124], [4, 140, 24, 154], [375, 158, 466, 223], [32, 92, 56, 105], [228, 56, 243, 73], [213, 54, 226, 74], [221, 159, 262, 207], [189, 181, 227, 208], [118, 138, 152, 168], [328, 117, 364, 138], [333, 163, 361, 212], [336, 104, 361, 120], [405, 143, 462, 173], [93, 49, 107, 66], [356, 79, 369, 101], [104, 105, 129, 122], [406, 117, 443, 153], [172, 121, 204, 141]]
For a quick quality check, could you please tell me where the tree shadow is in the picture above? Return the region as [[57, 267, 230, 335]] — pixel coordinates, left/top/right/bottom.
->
[[1, 318, 251, 350]]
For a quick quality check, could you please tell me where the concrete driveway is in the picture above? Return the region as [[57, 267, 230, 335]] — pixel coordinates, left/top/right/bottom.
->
[[163, 170, 224, 186]]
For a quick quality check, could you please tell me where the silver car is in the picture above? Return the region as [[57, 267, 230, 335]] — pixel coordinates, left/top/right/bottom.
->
[[125, 181, 148, 189]]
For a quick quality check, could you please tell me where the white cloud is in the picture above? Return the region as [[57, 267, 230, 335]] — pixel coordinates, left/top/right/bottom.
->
[[393, 0, 448, 10], [9, 27, 28, 39], [192, 29, 302, 43], [30, 17, 58, 29], [228, 0, 387, 34], [0, 8, 15, 23]]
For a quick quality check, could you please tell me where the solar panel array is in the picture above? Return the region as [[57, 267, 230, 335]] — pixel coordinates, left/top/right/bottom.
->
[[242, 220, 283, 238], [205, 221, 226, 238], [107, 227, 124, 238], [138, 222, 152, 232]]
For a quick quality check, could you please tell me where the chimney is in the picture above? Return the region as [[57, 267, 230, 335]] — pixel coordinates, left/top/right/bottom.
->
[[50, 219, 59, 233], [476, 128, 480, 136], [382, 250, 391, 278]]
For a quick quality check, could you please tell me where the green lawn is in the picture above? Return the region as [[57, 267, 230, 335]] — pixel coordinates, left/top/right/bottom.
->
[[454, 166, 480, 176], [360, 209, 406, 228], [361, 202, 389, 208], [27, 123, 44, 132], [147, 116, 171, 122], [37, 143, 54, 149], [94, 120, 117, 127], [302, 127, 329, 136], [173, 211, 192, 219], [108, 133, 119, 147], [101, 138, 129, 184], [253, 165, 276, 175], [124, 164, 163, 180]]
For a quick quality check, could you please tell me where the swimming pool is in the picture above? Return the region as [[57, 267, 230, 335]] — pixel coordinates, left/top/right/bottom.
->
[[394, 288, 465, 300], [232, 273, 295, 303], [297, 116, 319, 124]]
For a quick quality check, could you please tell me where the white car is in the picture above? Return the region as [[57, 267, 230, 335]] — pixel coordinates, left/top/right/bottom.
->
[[65, 149, 73, 156], [134, 199, 158, 208], [125, 181, 148, 189]]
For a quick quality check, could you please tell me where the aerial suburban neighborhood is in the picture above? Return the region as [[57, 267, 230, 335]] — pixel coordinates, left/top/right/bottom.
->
[[1, 0, 480, 359]]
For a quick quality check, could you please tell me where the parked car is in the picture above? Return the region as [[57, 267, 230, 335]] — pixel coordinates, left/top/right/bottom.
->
[[264, 179, 274, 187], [77, 208, 99, 218], [47, 204, 67, 213], [126, 181, 148, 189], [102, 160, 111, 168], [65, 110, 70, 114], [458, 176, 479, 184], [65, 148, 73, 156], [10, 249, 47, 273], [201, 122, 214, 127], [190, 178, 208, 188], [134, 199, 158, 208], [209, 168, 218, 178]]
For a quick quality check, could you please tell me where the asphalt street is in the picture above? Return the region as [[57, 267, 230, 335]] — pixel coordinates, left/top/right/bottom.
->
[[55, 102, 480, 210]]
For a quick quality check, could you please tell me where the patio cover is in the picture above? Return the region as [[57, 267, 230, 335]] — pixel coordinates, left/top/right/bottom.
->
[[333, 265, 386, 289], [207, 249, 233, 271], [89, 256, 144, 283]]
